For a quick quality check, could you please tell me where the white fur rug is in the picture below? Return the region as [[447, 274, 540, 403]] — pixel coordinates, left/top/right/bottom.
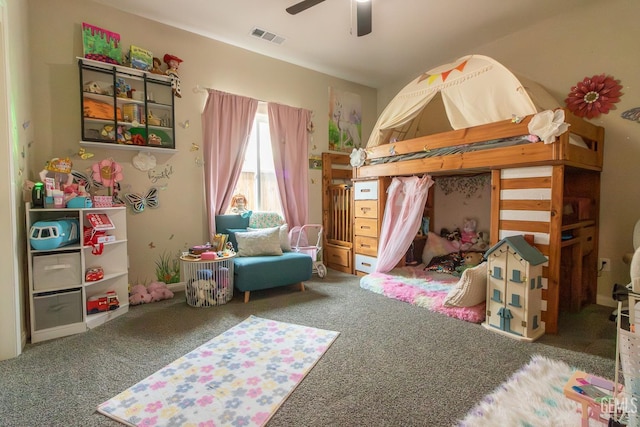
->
[[457, 355, 604, 426]]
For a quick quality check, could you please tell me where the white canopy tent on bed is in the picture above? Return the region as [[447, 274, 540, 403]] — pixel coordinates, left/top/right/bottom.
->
[[366, 54, 562, 148]]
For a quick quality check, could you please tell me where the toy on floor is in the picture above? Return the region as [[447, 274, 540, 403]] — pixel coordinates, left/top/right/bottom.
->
[[147, 281, 174, 302], [129, 284, 152, 305]]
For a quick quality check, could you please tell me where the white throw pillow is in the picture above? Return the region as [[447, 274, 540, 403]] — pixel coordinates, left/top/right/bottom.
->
[[236, 227, 283, 257], [247, 224, 291, 252], [443, 262, 487, 307]]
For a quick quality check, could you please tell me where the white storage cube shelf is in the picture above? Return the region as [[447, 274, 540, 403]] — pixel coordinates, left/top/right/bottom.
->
[[26, 204, 129, 343], [182, 257, 235, 307]]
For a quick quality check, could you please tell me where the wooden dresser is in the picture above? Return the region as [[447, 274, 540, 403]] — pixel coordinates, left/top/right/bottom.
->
[[353, 178, 387, 276]]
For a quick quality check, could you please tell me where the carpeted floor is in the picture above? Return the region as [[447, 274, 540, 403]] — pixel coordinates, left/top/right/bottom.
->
[[0, 269, 618, 426]]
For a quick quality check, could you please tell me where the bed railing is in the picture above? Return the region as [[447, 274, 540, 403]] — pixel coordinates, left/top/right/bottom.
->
[[327, 184, 352, 246]]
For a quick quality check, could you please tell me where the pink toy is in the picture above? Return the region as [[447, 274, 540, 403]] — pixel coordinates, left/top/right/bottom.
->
[[129, 284, 151, 305], [460, 218, 478, 246], [147, 281, 174, 302]]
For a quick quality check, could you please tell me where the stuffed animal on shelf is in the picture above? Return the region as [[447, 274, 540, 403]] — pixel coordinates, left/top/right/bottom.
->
[[129, 284, 152, 305], [147, 281, 174, 302], [150, 57, 164, 75]]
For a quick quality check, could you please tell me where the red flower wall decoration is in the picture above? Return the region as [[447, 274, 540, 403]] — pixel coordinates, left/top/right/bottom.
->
[[565, 74, 623, 119]]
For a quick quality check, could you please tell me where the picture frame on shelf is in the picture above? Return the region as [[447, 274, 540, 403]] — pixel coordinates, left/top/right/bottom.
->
[[82, 22, 122, 65]]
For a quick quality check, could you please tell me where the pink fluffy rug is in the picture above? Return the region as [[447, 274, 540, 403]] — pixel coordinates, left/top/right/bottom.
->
[[359, 266, 485, 323]]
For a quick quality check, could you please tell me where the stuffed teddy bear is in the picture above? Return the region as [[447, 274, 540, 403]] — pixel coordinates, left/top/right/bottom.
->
[[129, 284, 152, 305], [147, 281, 174, 302], [454, 252, 484, 276]]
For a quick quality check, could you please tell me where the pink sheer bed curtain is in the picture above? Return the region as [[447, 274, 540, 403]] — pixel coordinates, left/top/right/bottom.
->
[[267, 102, 311, 228], [202, 89, 258, 238], [375, 175, 435, 273]]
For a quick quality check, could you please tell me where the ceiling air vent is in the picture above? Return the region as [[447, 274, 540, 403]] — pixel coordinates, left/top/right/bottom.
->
[[250, 27, 285, 45]]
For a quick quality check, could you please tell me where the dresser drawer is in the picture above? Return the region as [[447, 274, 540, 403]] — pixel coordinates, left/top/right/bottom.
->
[[354, 218, 378, 238], [354, 180, 378, 200], [355, 235, 378, 257], [354, 200, 378, 219], [355, 254, 377, 274], [325, 245, 351, 268]]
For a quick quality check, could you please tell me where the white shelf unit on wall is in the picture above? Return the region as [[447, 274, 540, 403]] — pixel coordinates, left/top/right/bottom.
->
[[26, 203, 129, 343]]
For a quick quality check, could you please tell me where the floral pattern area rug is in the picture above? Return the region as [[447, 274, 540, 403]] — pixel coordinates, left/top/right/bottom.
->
[[98, 316, 339, 427]]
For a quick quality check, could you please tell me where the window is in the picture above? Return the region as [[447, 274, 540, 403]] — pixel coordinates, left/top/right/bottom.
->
[[228, 106, 283, 216]]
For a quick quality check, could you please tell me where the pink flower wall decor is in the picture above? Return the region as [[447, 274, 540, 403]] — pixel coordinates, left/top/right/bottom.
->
[[92, 159, 124, 188], [564, 74, 623, 119]]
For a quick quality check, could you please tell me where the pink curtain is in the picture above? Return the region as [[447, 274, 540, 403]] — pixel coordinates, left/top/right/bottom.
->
[[202, 89, 258, 237], [267, 102, 311, 227], [375, 175, 435, 273]]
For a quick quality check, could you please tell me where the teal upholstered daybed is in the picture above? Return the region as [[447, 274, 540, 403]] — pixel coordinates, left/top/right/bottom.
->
[[215, 213, 312, 302]]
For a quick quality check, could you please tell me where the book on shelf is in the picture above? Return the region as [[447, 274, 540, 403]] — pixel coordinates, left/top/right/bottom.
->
[[86, 213, 115, 231]]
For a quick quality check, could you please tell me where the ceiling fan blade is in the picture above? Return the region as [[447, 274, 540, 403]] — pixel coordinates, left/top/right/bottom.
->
[[286, 0, 326, 15], [356, 0, 372, 36]]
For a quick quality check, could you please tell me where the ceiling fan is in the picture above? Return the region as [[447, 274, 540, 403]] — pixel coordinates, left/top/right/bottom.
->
[[286, 0, 372, 37]]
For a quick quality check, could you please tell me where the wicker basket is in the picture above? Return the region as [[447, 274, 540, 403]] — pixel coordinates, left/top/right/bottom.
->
[[181, 255, 234, 307]]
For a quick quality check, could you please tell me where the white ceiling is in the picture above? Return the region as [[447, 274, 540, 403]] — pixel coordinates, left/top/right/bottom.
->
[[91, 0, 588, 89]]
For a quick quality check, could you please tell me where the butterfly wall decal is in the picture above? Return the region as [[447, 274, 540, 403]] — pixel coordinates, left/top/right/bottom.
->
[[77, 147, 94, 160], [125, 187, 160, 213], [71, 169, 104, 193]]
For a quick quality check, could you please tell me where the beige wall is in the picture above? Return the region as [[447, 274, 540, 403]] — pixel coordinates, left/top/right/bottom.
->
[[378, 0, 640, 306], [2, 0, 31, 359], [27, 0, 377, 284]]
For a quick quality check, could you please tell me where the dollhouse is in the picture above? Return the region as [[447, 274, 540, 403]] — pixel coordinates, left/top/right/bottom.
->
[[483, 235, 547, 341]]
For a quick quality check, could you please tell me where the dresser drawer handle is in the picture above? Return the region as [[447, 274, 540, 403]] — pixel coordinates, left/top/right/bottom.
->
[[361, 244, 371, 248], [361, 262, 372, 267], [360, 225, 371, 230], [360, 207, 371, 213]]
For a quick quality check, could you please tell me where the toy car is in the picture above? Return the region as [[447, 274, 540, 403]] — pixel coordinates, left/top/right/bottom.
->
[[86, 291, 119, 314], [85, 267, 104, 282]]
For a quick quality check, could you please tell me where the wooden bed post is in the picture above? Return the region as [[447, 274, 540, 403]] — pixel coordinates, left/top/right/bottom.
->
[[490, 170, 501, 246]]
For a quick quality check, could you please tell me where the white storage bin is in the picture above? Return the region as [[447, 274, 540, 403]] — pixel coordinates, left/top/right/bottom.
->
[[33, 289, 83, 330], [33, 252, 81, 291], [354, 180, 378, 200], [181, 256, 235, 307]]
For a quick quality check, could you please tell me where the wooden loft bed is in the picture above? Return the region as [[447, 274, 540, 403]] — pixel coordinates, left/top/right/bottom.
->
[[354, 108, 605, 334], [322, 152, 354, 274]]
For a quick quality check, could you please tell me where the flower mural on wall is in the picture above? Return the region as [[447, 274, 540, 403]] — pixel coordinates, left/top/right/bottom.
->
[[564, 74, 623, 119]]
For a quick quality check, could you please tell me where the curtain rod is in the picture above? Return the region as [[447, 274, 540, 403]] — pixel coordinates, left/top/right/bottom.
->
[[193, 84, 313, 115]]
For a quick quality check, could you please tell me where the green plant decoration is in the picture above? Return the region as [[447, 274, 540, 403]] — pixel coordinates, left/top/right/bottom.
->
[[155, 250, 180, 284]]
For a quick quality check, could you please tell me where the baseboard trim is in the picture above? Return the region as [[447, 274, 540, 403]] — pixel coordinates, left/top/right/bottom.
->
[[168, 281, 185, 293]]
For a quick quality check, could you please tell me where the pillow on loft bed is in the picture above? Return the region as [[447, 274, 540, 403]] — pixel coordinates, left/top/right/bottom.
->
[[422, 231, 460, 265], [443, 262, 487, 307]]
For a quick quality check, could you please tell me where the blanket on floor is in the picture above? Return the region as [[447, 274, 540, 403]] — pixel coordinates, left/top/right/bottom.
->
[[359, 266, 485, 323]]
